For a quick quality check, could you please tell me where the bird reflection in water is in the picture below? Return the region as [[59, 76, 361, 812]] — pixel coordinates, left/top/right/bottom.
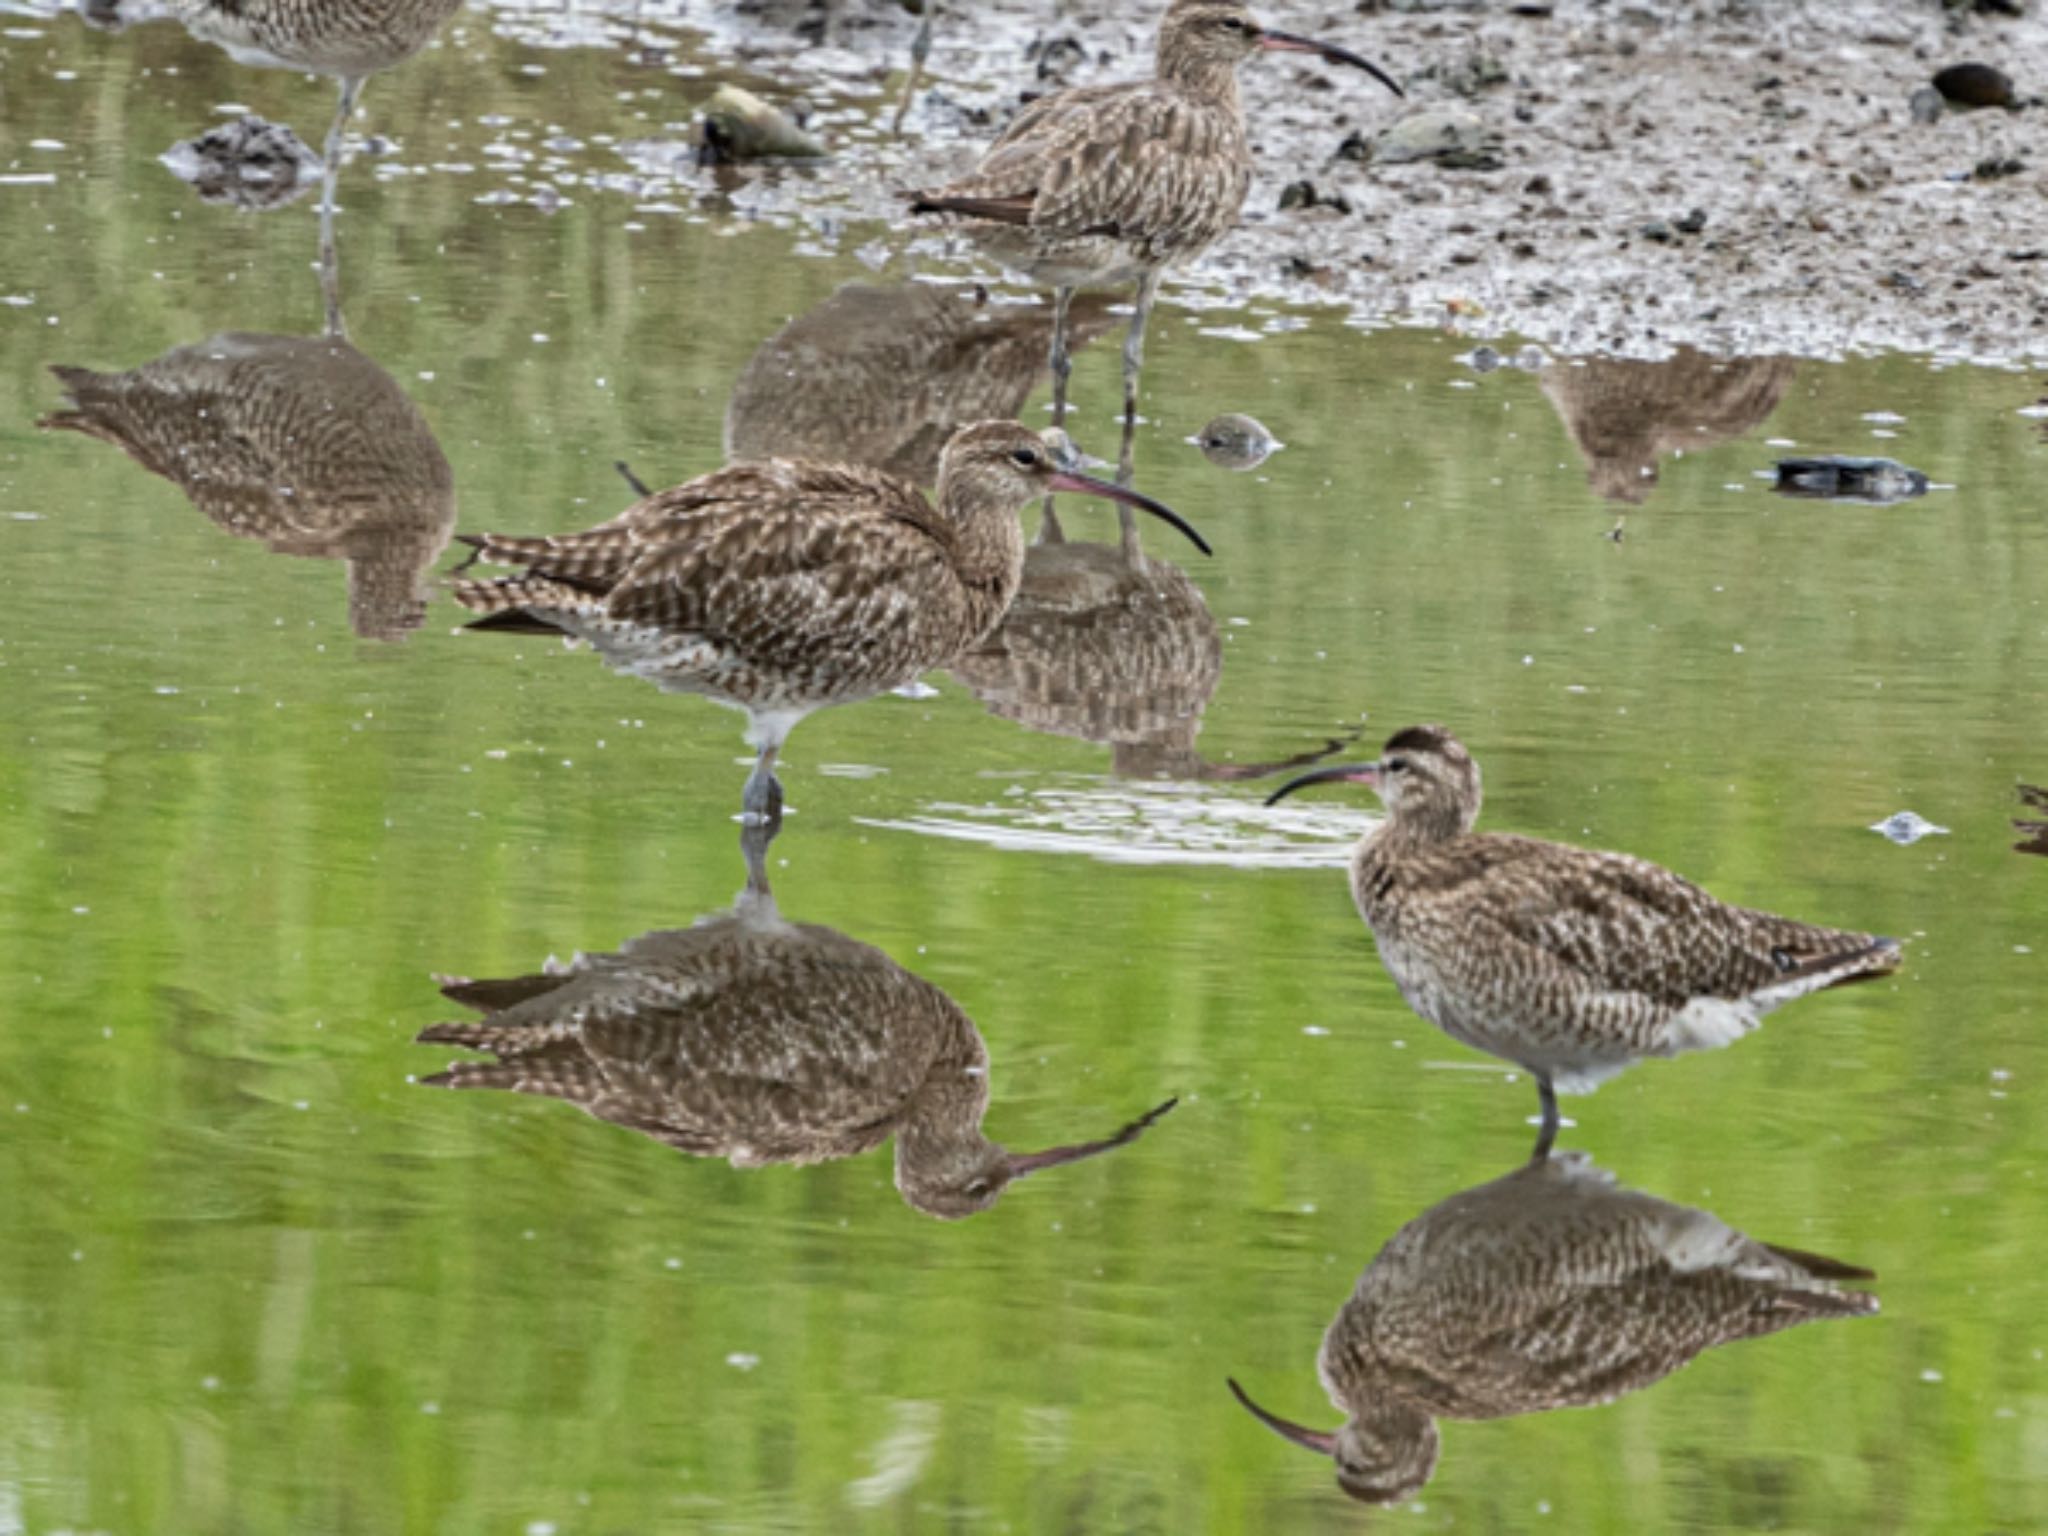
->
[[2016, 783, 2048, 857], [725, 280, 1118, 492], [1228, 1152, 1877, 1503], [36, 239, 455, 643], [413, 814, 1178, 1220], [1537, 350, 1796, 539]]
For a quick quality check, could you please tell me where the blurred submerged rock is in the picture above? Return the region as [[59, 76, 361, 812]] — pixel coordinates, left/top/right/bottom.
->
[[160, 116, 322, 211], [2015, 784, 2048, 857], [698, 84, 826, 164], [1773, 455, 1930, 504], [1189, 413, 1283, 471]]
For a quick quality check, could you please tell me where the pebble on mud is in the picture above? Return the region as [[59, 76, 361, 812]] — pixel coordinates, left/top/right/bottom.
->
[[697, 84, 826, 164], [1358, 108, 1503, 171], [1772, 455, 1931, 503], [158, 116, 321, 211], [1189, 413, 1283, 471], [1932, 63, 2017, 109]]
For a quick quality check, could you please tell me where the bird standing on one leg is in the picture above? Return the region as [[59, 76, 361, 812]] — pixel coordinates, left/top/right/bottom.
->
[[907, 0, 1400, 540], [449, 420, 1210, 821], [1265, 726, 1902, 1158]]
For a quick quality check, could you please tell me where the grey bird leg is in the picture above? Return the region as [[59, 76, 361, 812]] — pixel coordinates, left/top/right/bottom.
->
[[318, 74, 365, 339], [1037, 284, 1076, 545], [1122, 268, 1163, 427], [738, 803, 783, 901], [1116, 401, 1142, 563], [615, 460, 654, 498], [1531, 1072, 1560, 1162], [890, 0, 938, 136], [742, 744, 784, 825]]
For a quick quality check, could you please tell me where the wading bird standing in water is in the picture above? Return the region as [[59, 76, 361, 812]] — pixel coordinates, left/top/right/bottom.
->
[[907, 0, 1401, 521], [450, 421, 1209, 821], [1266, 726, 1902, 1158]]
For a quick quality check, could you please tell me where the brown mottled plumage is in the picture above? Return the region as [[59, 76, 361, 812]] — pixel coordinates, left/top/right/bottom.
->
[[450, 419, 1208, 817], [1538, 351, 1796, 514], [908, 0, 1400, 429], [950, 540, 1341, 782], [38, 334, 456, 641], [725, 281, 1118, 487], [414, 820, 1176, 1220], [1229, 1151, 1877, 1503], [1267, 726, 1903, 1155]]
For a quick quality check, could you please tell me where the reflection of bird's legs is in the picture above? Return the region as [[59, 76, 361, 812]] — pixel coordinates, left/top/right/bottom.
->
[[1605, 514, 1627, 544], [742, 742, 784, 825], [1038, 283, 1076, 545], [1116, 401, 1142, 563], [1122, 268, 1163, 427], [319, 74, 365, 339], [614, 460, 654, 498], [738, 802, 783, 902], [890, 0, 938, 135], [1530, 1072, 1559, 1162]]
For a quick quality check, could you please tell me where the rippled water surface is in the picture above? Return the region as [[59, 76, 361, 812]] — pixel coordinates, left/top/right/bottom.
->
[[3, 6, 2046, 1533]]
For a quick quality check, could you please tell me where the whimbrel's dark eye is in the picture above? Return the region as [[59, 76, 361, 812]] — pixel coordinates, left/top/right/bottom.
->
[[1385, 758, 1409, 774], [1010, 447, 1041, 467], [965, 1179, 991, 1198], [1220, 16, 1247, 29]]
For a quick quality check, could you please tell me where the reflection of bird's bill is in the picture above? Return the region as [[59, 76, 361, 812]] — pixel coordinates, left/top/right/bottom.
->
[[1045, 470, 1214, 557], [1226, 1377, 1338, 1455], [1006, 1095, 1178, 1179], [1263, 760, 1381, 807], [1259, 30, 1403, 99]]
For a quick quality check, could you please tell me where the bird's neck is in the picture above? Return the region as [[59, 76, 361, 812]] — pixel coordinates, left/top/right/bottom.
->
[[1157, 48, 1244, 112], [949, 508, 1028, 625]]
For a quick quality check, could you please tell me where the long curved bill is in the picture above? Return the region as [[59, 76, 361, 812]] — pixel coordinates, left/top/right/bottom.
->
[[1261, 30, 1404, 98], [1046, 471, 1213, 557], [1263, 760, 1382, 808], [1227, 1378, 1340, 1455], [1007, 1096, 1180, 1180]]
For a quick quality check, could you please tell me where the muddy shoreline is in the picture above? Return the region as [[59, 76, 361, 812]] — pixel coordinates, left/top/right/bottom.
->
[[624, 0, 2048, 364]]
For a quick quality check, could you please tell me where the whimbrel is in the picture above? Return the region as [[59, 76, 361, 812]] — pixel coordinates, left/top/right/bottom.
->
[[908, 0, 1400, 446], [38, 332, 456, 642], [1228, 1151, 1877, 1503], [415, 816, 1177, 1220], [724, 281, 1117, 488], [450, 420, 1210, 819], [1266, 726, 1902, 1158], [95, 0, 463, 260]]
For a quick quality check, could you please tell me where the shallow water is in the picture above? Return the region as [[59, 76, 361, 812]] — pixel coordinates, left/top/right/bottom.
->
[[2, 6, 2046, 1533]]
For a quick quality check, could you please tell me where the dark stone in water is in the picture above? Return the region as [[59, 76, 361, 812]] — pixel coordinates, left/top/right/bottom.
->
[[2017, 783, 2048, 858], [1772, 455, 1930, 503], [159, 116, 321, 212], [1933, 63, 2016, 109]]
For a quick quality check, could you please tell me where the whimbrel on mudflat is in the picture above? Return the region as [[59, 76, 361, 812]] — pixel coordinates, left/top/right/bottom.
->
[[908, 0, 1400, 441], [1228, 1151, 1877, 1503], [38, 332, 456, 642], [1266, 726, 1902, 1157], [415, 817, 1177, 1220], [450, 420, 1209, 819]]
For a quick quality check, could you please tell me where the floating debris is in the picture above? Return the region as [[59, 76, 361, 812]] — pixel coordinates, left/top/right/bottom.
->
[[1772, 455, 1929, 504], [698, 84, 826, 164], [158, 116, 321, 211], [2016, 784, 2048, 858], [1189, 413, 1283, 471], [1870, 811, 1950, 846]]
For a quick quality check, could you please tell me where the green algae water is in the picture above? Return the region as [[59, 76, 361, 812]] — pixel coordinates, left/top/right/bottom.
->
[[2, 7, 2046, 1533]]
